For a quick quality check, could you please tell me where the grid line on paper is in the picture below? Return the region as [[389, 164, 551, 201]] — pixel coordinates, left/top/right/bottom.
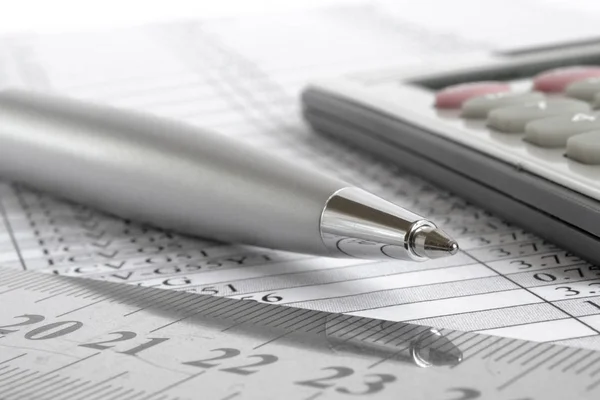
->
[[0, 188, 27, 271], [175, 24, 367, 179], [2, 12, 600, 346], [149, 21, 600, 336], [465, 252, 600, 336]]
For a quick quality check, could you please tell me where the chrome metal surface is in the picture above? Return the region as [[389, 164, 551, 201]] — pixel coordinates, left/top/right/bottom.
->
[[319, 187, 455, 260], [411, 225, 459, 259]]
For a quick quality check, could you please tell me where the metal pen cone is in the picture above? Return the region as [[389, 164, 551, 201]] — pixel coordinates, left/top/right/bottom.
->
[[411, 227, 459, 259], [320, 187, 459, 261]]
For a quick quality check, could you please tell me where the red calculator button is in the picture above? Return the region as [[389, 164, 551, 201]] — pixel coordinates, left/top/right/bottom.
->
[[435, 81, 510, 109], [533, 66, 600, 93]]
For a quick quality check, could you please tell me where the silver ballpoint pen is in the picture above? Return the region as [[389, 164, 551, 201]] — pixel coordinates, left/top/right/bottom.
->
[[0, 90, 458, 261]]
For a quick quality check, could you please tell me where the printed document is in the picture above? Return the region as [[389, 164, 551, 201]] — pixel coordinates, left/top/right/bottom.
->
[[1, 2, 600, 350]]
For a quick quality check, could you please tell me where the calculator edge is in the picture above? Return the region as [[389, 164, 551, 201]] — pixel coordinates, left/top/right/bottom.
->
[[302, 86, 600, 265]]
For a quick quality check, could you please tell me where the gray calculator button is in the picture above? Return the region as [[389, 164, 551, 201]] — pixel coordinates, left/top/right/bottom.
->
[[566, 130, 600, 164], [524, 112, 600, 148], [460, 91, 545, 118], [487, 98, 590, 133], [565, 77, 600, 101], [593, 92, 600, 109]]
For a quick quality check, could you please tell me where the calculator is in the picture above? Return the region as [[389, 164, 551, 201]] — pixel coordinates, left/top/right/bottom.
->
[[302, 41, 600, 264]]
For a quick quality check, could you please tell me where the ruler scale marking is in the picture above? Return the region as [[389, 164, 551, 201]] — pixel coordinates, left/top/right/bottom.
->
[[303, 393, 323, 400], [482, 339, 517, 359], [563, 351, 595, 373], [381, 324, 425, 345], [26, 277, 75, 292], [576, 356, 600, 374], [214, 300, 265, 321], [272, 309, 315, 329], [507, 342, 544, 364], [369, 322, 415, 344], [0, 367, 20, 379], [160, 292, 207, 312], [110, 284, 165, 305], [36, 286, 91, 302], [548, 347, 582, 370], [139, 372, 205, 400], [0, 370, 38, 388], [122, 289, 179, 316], [109, 389, 145, 400], [35, 378, 84, 400], [167, 292, 216, 313], [8, 273, 55, 290], [204, 298, 248, 318], [498, 347, 570, 391], [337, 318, 379, 340], [22, 376, 74, 399], [223, 302, 277, 323], [587, 378, 600, 392], [200, 297, 247, 317], [0, 268, 598, 398], [125, 288, 178, 308], [104, 387, 135, 400], [87, 386, 124, 400], [3, 374, 63, 398], [212, 298, 273, 319], [233, 305, 293, 329], [69, 384, 114, 400], [219, 392, 240, 400], [54, 372, 129, 400], [263, 307, 310, 329], [281, 312, 328, 332], [367, 344, 413, 369], [521, 345, 554, 366], [2, 273, 46, 288], [449, 336, 491, 368], [56, 297, 111, 317]]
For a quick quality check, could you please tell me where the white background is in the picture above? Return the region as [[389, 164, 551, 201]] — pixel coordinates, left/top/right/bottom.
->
[[0, 0, 359, 33], [0, 0, 598, 35]]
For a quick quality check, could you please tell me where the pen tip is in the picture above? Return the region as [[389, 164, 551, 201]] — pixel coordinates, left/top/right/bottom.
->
[[448, 240, 460, 255], [412, 227, 460, 259]]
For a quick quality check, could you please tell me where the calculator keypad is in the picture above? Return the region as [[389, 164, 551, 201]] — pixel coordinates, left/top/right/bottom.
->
[[433, 65, 600, 171]]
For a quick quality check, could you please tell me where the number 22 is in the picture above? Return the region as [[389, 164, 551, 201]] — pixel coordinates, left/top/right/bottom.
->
[[183, 348, 278, 375]]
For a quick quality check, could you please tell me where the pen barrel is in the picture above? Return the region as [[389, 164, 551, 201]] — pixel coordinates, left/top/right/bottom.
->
[[0, 90, 344, 256]]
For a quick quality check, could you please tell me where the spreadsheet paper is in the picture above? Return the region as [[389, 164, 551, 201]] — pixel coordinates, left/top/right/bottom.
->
[[1, 3, 600, 351]]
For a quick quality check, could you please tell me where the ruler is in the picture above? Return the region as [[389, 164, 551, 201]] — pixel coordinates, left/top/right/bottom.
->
[[0, 268, 599, 400]]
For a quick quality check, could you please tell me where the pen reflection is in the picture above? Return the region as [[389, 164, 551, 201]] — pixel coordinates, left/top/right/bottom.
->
[[323, 317, 463, 368], [31, 270, 463, 371]]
